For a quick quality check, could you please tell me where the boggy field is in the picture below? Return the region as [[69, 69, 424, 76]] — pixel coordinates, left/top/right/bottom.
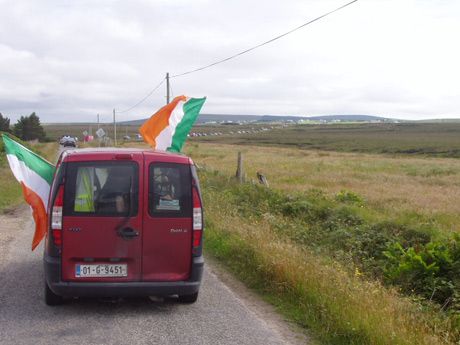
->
[[184, 141, 460, 344], [187, 142, 460, 233], [195, 122, 460, 158]]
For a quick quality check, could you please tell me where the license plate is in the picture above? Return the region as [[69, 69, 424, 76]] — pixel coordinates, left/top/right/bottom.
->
[[75, 264, 127, 278]]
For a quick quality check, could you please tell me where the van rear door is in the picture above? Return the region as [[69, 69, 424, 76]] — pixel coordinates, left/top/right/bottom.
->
[[61, 155, 143, 282], [142, 156, 193, 281]]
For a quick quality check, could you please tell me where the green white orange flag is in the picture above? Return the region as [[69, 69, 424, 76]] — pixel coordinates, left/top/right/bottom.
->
[[2, 134, 55, 250], [140, 95, 206, 152]]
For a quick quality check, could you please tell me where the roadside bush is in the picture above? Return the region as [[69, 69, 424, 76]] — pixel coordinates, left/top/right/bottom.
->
[[384, 237, 460, 308], [281, 199, 314, 217], [13, 112, 46, 142]]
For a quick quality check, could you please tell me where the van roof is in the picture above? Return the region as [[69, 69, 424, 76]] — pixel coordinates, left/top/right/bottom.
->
[[61, 147, 192, 164]]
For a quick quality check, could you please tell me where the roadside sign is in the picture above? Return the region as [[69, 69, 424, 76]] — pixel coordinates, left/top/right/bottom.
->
[[96, 128, 105, 138]]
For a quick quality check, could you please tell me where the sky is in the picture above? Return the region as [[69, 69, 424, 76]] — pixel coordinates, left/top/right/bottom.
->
[[0, 0, 459, 123]]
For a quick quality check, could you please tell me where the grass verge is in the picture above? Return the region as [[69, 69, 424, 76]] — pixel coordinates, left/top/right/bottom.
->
[[202, 170, 458, 344], [0, 155, 23, 212]]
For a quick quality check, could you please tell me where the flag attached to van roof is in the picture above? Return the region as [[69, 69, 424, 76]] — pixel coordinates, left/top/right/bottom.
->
[[2, 134, 55, 250], [140, 96, 206, 152]]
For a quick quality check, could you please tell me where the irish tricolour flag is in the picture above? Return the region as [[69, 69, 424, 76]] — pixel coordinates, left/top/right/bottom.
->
[[140, 95, 206, 152], [2, 134, 55, 250]]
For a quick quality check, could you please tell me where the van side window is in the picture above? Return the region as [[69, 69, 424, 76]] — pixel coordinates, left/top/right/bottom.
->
[[149, 163, 191, 217], [65, 162, 138, 217]]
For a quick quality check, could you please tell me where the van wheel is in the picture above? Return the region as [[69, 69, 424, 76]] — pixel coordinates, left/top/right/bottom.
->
[[45, 283, 63, 306], [178, 292, 199, 304]]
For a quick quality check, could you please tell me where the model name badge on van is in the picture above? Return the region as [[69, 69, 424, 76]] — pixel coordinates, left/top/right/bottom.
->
[[68, 227, 81, 232], [170, 228, 187, 233]]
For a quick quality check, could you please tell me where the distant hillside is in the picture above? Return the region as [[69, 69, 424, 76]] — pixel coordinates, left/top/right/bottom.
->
[[119, 114, 264, 125], [259, 115, 307, 122], [415, 118, 460, 123], [196, 114, 264, 123], [119, 114, 395, 125], [304, 115, 395, 122]]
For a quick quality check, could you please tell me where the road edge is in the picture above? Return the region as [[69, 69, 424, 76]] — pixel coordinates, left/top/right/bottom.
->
[[204, 254, 312, 345]]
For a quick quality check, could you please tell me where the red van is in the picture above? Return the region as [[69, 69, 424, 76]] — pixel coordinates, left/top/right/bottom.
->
[[44, 148, 204, 305]]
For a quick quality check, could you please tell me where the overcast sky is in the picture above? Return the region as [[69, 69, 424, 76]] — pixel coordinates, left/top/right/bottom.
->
[[0, 0, 459, 123]]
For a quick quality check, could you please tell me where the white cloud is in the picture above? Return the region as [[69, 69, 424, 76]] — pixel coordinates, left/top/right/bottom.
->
[[0, 0, 459, 122]]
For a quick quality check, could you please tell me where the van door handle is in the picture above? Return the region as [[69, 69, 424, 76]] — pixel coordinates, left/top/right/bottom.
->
[[117, 227, 139, 239]]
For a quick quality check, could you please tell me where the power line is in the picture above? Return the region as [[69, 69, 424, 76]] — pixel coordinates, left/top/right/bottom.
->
[[115, 0, 358, 113], [171, 0, 358, 78], [116, 77, 165, 113]]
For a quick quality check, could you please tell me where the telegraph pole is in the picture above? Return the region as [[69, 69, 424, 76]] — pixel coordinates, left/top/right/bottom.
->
[[97, 113, 100, 130], [166, 72, 170, 104], [113, 108, 117, 146]]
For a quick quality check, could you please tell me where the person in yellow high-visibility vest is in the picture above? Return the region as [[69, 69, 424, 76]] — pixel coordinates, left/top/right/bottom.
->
[[74, 167, 95, 212]]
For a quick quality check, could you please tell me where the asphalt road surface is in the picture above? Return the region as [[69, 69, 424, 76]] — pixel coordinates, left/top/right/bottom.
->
[[0, 205, 307, 345]]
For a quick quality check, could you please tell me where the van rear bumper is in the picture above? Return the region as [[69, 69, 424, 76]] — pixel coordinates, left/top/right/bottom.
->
[[44, 255, 204, 298]]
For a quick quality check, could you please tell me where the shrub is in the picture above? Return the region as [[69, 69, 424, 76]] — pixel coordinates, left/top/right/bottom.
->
[[384, 237, 460, 307], [335, 190, 364, 204], [13, 112, 46, 141]]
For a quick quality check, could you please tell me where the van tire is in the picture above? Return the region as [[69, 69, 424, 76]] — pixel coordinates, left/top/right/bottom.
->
[[178, 292, 199, 304], [45, 283, 63, 306]]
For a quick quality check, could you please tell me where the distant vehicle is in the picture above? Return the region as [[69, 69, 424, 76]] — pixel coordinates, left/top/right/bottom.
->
[[59, 135, 72, 145], [63, 140, 76, 148], [60, 135, 77, 147], [44, 148, 204, 305], [123, 135, 131, 141]]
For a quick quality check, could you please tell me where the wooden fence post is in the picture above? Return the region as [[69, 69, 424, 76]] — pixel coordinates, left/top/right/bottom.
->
[[257, 171, 269, 187], [236, 152, 244, 183]]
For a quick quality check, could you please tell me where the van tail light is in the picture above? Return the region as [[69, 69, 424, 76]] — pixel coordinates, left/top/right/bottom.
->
[[192, 187, 203, 255], [51, 185, 64, 247]]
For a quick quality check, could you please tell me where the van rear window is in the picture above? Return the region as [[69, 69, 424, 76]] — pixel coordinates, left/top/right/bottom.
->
[[64, 162, 138, 217], [149, 163, 191, 217]]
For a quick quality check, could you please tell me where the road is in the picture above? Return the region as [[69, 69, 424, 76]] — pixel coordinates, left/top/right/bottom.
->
[[0, 205, 307, 345]]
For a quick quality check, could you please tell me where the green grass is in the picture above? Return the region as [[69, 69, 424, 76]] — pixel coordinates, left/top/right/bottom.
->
[[0, 155, 23, 212]]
